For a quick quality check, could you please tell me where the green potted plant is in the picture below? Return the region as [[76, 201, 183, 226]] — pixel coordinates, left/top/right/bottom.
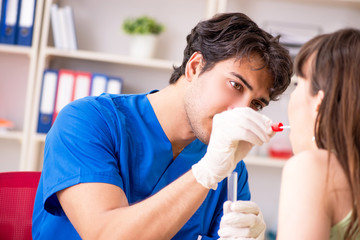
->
[[123, 15, 165, 35], [122, 15, 165, 59]]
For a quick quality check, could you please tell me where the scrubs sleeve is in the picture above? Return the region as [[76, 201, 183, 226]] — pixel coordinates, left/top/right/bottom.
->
[[42, 97, 124, 216], [200, 236, 218, 240]]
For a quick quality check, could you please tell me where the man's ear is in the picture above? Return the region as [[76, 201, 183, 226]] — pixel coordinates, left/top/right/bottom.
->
[[315, 90, 324, 112], [185, 52, 203, 82]]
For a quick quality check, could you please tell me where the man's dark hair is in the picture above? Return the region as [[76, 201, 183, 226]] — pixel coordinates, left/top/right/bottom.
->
[[169, 12, 293, 101]]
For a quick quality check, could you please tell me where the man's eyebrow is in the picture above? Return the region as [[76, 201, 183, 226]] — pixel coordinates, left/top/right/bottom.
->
[[231, 72, 253, 91], [230, 72, 269, 106]]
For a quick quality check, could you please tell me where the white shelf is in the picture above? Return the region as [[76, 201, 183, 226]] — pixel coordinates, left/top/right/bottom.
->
[[0, 131, 23, 141], [0, 44, 33, 56], [45, 47, 178, 70], [244, 155, 287, 168], [35, 133, 46, 143]]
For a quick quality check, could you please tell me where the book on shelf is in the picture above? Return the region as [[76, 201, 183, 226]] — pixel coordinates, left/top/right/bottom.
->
[[0, 0, 21, 45], [73, 71, 92, 101], [90, 74, 123, 96], [0, 0, 36, 46], [52, 69, 76, 124], [37, 69, 124, 134], [50, 3, 77, 50], [16, 0, 36, 46], [37, 69, 58, 134], [62, 5, 77, 50], [50, 3, 62, 49]]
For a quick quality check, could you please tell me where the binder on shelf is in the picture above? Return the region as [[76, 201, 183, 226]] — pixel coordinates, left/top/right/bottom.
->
[[37, 70, 58, 134], [72, 71, 91, 101], [90, 73, 108, 96], [16, 0, 36, 46], [0, 0, 4, 32], [57, 6, 69, 50], [0, 0, 21, 44], [50, 3, 62, 49], [107, 76, 123, 94], [52, 69, 75, 124], [50, 4, 77, 50], [62, 5, 77, 50]]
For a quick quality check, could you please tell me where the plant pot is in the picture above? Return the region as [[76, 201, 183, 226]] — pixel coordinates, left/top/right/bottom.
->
[[129, 34, 158, 59]]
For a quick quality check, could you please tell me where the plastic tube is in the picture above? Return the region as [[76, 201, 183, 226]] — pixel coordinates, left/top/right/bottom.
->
[[227, 171, 238, 202]]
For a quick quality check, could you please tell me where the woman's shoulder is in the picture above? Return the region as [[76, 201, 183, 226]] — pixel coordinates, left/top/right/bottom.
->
[[278, 149, 334, 239], [281, 149, 342, 201], [283, 149, 351, 216], [284, 149, 330, 176], [284, 149, 343, 178]]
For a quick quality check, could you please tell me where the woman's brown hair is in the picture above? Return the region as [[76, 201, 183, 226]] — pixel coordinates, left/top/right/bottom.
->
[[295, 28, 360, 239]]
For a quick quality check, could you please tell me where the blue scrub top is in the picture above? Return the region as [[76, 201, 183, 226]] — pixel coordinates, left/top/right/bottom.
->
[[32, 92, 251, 240]]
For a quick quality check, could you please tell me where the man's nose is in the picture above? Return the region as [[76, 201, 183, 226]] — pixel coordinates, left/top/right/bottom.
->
[[227, 97, 252, 110]]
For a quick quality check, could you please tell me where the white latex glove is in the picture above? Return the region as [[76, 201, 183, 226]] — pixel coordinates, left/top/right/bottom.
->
[[192, 107, 273, 190], [218, 201, 266, 240]]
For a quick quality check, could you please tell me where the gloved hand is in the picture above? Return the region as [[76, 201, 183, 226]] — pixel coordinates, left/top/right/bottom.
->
[[192, 107, 273, 190], [218, 201, 266, 240]]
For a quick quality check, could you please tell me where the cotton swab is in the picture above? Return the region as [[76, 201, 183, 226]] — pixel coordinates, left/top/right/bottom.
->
[[271, 122, 291, 132], [227, 124, 289, 201]]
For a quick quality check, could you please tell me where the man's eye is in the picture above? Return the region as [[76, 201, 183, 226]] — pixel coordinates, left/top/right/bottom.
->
[[230, 81, 243, 91], [251, 101, 264, 111]]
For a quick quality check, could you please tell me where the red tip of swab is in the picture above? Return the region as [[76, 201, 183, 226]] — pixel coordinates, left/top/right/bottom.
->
[[271, 122, 284, 132]]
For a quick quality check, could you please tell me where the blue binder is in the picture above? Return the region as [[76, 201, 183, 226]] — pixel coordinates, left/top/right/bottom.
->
[[0, 0, 4, 32], [0, 0, 21, 44], [106, 76, 123, 94], [90, 73, 108, 97], [37, 70, 59, 134], [0, 0, 7, 41], [16, 0, 36, 46]]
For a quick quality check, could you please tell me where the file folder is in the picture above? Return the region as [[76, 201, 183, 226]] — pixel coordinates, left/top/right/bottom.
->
[[57, 6, 69, 50], [107, 76, 123, 94], [37, 70, 58, 133], [72, 71, 91, 101], [0, 0, 20, 44], [16, 0, 36, 46], [50, 3, 62, 49], [90, 73, 108, 96], [62, 5, 77, 50], [0, 0, 4, 31], [52, 69, 75, 124]]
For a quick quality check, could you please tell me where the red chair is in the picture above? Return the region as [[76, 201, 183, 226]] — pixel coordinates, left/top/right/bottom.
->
[[0, 171, 41, 240]]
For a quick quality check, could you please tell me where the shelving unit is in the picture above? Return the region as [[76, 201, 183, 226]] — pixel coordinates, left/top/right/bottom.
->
[[0, 0, 44, 172], [244, 155, 286, 168], [44, 47, 178, 70], [0, 131, 23, 141], [0, 44, 33, 55]]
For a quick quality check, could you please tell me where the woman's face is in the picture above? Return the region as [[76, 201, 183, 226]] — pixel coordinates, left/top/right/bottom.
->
[[288, 74, 320, 154]]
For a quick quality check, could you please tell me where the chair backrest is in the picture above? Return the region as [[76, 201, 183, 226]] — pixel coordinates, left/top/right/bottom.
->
[[0, 171, 41, 240]]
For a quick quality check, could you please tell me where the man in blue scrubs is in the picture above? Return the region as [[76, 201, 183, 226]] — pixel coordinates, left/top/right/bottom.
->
[[33, 13, 292, 239]]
